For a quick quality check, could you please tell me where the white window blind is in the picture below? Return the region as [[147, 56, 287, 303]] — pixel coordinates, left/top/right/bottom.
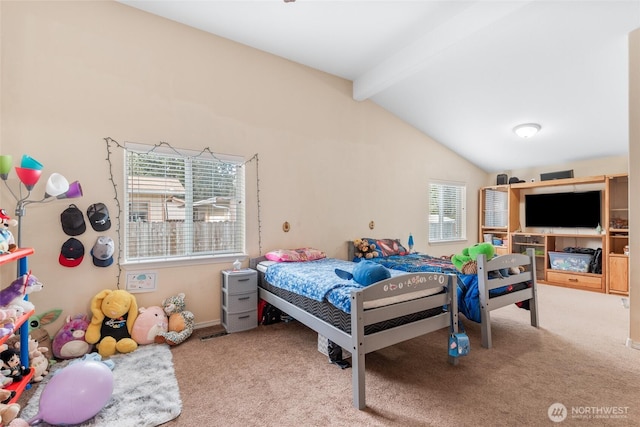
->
[[429, 181, 466, 243], [484, 189, 508, 227], [125, 143, 245, 263]]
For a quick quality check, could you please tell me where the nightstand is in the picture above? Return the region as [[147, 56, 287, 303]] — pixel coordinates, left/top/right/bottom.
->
[[221, 269, 258, 333]]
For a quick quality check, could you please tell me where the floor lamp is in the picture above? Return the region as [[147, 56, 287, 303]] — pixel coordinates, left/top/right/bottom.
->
[[0, 154, 82, 373]]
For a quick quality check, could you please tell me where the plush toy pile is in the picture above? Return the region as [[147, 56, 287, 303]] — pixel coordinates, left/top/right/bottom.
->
[[352, 238, 379, 260], [451, 242, 495, 274]]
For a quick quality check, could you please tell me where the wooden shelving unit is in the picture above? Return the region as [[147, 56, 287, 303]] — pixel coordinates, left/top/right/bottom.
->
[[479, 173, 628, 294]]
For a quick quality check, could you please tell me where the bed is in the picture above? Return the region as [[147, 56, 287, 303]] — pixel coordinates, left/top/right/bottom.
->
[[348, 239, 539, 349], [249, 255, 460, 410]]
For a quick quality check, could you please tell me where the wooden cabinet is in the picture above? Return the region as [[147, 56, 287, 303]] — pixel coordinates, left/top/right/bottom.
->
[[480, 173, 628, 294], [608, 254, 629, 294], [605, 174, 629, 294]]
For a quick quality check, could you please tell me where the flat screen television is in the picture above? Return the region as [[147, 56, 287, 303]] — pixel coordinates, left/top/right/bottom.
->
[[525, 190, 601, 228]]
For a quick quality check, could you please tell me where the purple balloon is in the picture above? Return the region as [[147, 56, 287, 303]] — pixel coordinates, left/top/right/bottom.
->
[[28, 360, 113, 425]]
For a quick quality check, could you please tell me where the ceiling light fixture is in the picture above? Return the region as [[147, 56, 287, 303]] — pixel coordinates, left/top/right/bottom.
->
[[513, 123, 541, 139]]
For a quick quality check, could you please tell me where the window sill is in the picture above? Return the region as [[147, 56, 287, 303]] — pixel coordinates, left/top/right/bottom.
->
[[121, 254, 247, 270]]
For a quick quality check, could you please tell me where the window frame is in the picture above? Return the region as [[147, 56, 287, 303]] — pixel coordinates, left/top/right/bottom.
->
[[428, 180, 467, 243], [123, 143, 246, 266]]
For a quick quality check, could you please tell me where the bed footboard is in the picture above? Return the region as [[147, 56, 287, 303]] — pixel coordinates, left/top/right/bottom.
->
[[477, 248, 539, 349], [252, 259, 458, 410]]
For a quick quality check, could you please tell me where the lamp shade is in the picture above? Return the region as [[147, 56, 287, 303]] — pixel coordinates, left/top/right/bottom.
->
[[15, 166, 42, 190], [0, 155, 12, 180], [21, 154, 44, 171], [57, 181, 83, 199], [45, 173, 70, 198]]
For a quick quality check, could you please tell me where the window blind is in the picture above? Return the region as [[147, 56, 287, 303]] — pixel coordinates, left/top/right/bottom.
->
[[125, 143, 245, 262], [429, 181, 466, 243]]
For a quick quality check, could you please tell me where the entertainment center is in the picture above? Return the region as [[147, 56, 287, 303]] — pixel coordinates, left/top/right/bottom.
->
[[479, 174, 628, 295]]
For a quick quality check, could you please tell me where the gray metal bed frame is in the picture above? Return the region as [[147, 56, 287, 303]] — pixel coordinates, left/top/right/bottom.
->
[[249, 256, 459, 410], [477, 248, 539, 348]]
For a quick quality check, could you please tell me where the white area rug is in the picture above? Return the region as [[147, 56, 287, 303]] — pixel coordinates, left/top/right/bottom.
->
[[21, 344, 182, 427]]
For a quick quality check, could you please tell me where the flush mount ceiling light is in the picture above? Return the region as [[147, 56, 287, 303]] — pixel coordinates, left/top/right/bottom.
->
[[513, 123, 541, 138]]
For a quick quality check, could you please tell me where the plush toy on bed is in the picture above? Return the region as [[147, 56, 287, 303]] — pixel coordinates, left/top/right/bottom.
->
[[451, 242, 495, 275], [85, 289, 139, 358], [335, 260, 391, 286], [155, 293, 194, 346], [352, 238, 379, 260]]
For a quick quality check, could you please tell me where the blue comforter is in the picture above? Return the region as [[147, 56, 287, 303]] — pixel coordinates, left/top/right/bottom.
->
[[264, 258, 406, 314]]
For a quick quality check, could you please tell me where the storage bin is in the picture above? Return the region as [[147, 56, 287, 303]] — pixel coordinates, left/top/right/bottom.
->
[[548, 251, 592, 272]]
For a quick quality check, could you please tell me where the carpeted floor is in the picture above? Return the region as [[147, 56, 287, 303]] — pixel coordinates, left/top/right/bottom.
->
[[19, 344, 181, 427], [165, 283, 640, 427]]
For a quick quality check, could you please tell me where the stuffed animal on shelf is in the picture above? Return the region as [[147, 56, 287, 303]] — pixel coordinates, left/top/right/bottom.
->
[[155, 293, 194, 346], [52, 314, 92, 360], [0, 210, 17, 255], [131, 306, 169, 345], [352, 238, 379, 260], [0, 273, 44, 315], [85, 289, 139, 358], [0, 348, 29, 382], [0, 308, 17, 339], [451, 242, 495, 275], [0, 389, 20, 426], [13, 336, 49, 382]]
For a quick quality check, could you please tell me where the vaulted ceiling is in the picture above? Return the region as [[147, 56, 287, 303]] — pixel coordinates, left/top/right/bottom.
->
[[118, 0, 640, 172]]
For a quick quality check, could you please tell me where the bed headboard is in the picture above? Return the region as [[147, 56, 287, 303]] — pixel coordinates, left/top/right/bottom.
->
[[347, 241, 356, 262], [249, 256, 267, 270]]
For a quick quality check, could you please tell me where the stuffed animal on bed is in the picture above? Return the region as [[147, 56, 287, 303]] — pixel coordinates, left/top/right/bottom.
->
[[85, 289, 139, 358], [155, 293, 194, 346], [335, 260, 391, 286], [352, 238, 379, 260], [452, 242, 495, 275]]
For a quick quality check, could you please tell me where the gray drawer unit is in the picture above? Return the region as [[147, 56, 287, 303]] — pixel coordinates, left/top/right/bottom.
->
[[221, 269, 258, 333]]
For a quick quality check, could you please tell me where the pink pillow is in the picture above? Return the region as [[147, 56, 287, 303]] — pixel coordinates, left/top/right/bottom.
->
[[265, 248, 326, 262]]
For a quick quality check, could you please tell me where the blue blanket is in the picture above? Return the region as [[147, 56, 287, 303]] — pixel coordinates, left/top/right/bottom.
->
[[264, 258, 406, 314]]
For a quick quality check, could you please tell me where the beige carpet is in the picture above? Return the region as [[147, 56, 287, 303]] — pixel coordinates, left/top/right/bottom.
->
[[163, 284, 640, 427], [20, 284, 640, 426]]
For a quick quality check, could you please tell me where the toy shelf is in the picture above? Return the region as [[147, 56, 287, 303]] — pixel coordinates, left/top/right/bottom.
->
[[0, 247, 36, 404], [0, 309, 35, 404], [5, 368, 35, 403], [0, 248, 35, 266]]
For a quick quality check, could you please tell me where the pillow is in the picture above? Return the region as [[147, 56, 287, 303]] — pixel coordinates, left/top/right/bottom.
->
[[365, 238, 408, 257], [265, 247, 326, 262], [352, 260, 391, 286]]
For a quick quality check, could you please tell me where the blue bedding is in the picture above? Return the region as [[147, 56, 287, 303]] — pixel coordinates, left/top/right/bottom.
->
[[264, 258, 406, 314], [356, 254, 531, 323]]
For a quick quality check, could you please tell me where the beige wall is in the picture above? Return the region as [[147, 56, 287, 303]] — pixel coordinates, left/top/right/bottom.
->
[[0, 1, 486, 333], [496, 155, 628, 187], [629, 28, 639, 345]]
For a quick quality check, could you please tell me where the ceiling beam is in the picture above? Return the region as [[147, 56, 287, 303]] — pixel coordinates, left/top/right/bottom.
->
[[352, 0, 533, 101]]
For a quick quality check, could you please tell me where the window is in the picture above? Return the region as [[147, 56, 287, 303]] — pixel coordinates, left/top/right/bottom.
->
[[483, 188, 508, 227], [429, 181, 466, 243], [125, 143, 245, 263]]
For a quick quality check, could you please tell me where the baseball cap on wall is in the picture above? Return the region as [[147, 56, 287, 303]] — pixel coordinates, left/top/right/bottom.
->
[[60, 204, 86, 236], [59, 238, 85, 267], [91, 236, 114, 267], [87, 203, 111, 232]]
